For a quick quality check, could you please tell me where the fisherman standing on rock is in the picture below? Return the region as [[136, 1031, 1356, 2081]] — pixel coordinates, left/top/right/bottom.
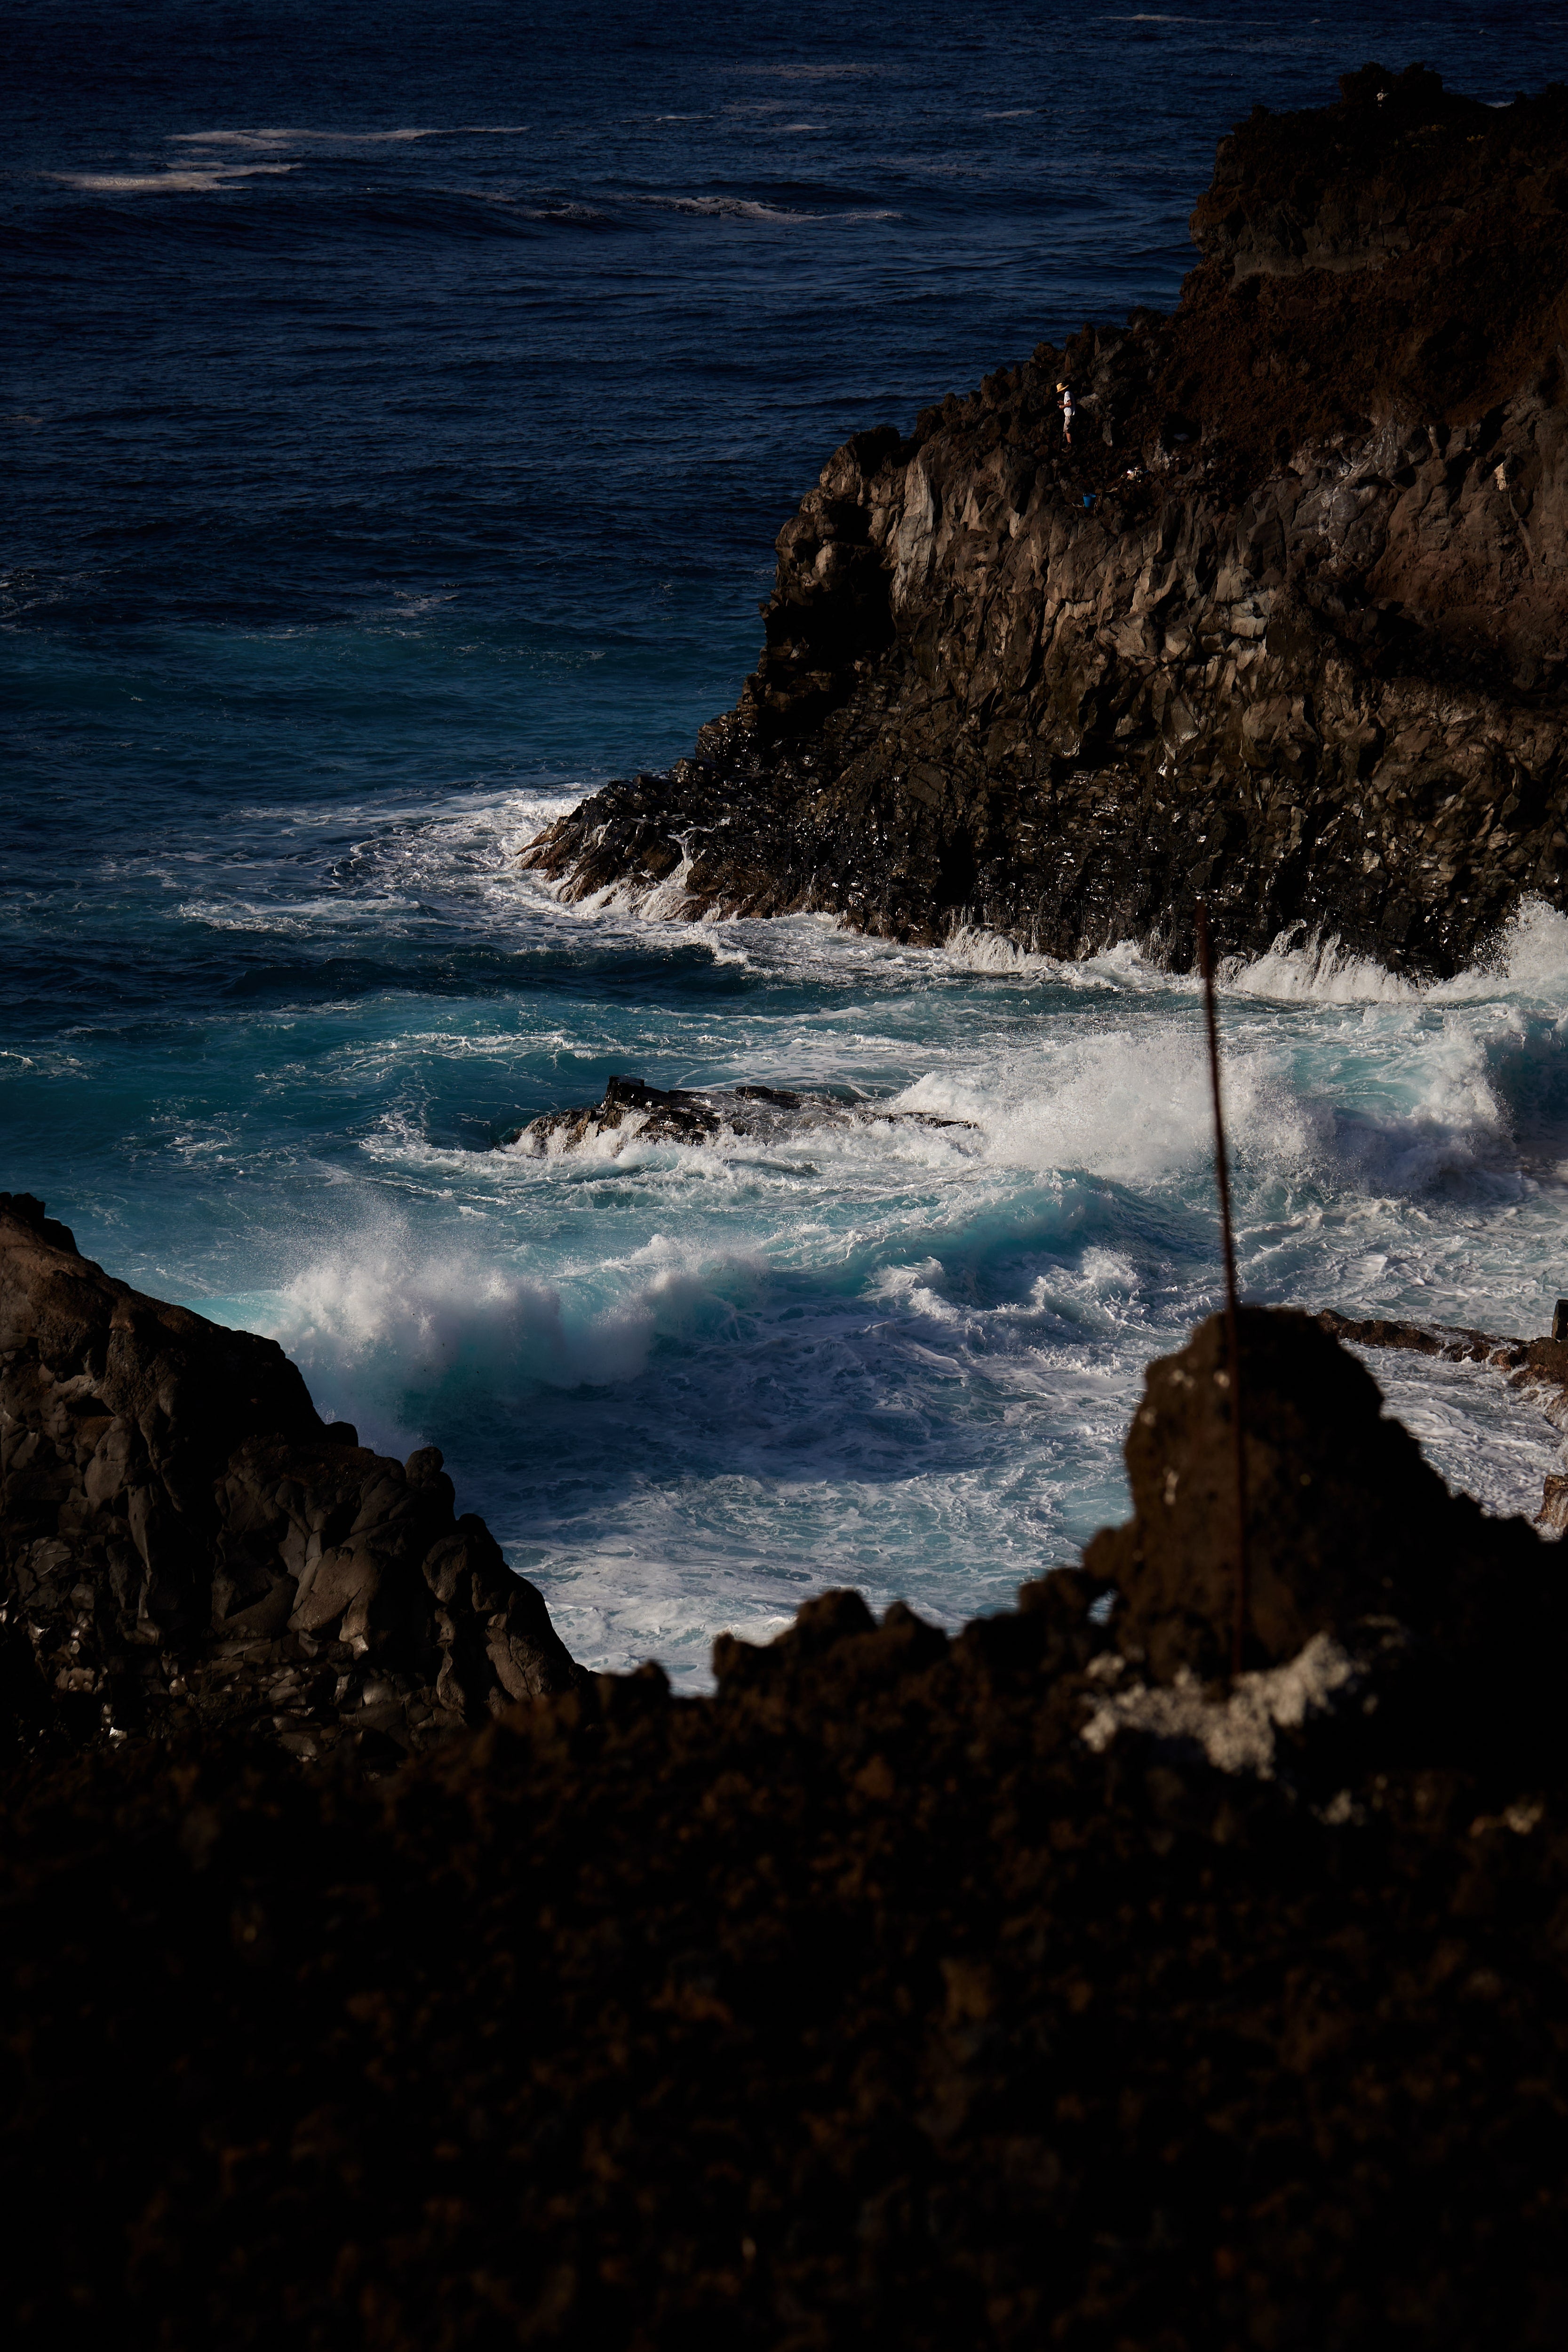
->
[[1058, 380, 1075, 448]]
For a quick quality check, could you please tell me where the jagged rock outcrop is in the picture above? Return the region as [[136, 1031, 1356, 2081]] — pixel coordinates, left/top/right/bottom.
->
[[0, 1193, 581, 1760], [1313, 1301, 1568, 1531], [1089, 1307, 1567, 1709], [525, 66, 1568, 978], [511, 1074, 791, 1153], [507, 1072, 976, 1156], [7, 1306, 1568, 2348]]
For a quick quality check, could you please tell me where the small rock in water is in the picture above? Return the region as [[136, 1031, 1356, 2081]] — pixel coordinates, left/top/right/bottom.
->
[[504, 1073, 977, 1156]]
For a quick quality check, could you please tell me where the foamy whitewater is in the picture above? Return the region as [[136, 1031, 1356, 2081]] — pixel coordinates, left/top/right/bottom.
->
[[11, 3, 1568, 1684], [41, 767, 1568, 1687]]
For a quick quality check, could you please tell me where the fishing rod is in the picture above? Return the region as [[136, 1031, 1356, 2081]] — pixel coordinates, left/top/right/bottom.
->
[[1194, 900, 1249, 1677]]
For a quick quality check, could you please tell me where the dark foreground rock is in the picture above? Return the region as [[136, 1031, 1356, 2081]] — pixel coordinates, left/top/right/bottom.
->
[[0, 1193, 581, 1764], [6, 1299, 1568, 2347], [524, 66, 1568, 979], [508, 1072, 977, 1156]]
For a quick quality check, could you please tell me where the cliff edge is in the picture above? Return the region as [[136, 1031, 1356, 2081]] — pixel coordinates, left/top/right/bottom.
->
[[0, 1193, 581, 1762], [525, 65, 1568, 977]]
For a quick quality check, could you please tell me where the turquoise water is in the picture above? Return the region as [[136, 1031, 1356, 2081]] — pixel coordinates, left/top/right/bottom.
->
[[8, 1, 1568, 1680]]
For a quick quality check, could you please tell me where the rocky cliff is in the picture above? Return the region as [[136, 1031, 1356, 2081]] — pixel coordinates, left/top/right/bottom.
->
[[7, 1304, 1568, 2347], [524, 65, 1568, 978], [0, 1193, 581, 1762]]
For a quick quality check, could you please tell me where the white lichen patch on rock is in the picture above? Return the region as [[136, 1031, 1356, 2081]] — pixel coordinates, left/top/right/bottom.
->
[[1081, 1630, 1359, 1777]]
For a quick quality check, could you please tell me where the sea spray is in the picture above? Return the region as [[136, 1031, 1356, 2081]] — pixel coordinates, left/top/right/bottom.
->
[[12, 4, 1568, 1684]]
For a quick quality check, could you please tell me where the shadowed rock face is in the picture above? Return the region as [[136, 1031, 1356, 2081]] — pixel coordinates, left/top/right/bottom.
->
[[1089, 1306, 1561, 1687], [0, 1194, 581, 1761], [1313, 1302, 1568, 1530], [5, 1302, 1568, 2348], [524, 67, 1568, 978]]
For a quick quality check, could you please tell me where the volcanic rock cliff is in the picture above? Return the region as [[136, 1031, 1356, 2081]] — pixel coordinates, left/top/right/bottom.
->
[[524, 65, 1568, 978], [0, 1193, 581, 1762]]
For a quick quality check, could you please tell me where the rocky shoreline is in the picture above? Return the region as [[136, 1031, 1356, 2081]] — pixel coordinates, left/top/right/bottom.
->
[[523, 65, 1568, 980], [6, 1235, 1568, 2344], [10, 58, 1568, 2348]]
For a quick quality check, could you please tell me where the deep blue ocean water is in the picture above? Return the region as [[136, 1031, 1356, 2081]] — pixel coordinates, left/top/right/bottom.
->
[[9, 1, 1568, 1679]]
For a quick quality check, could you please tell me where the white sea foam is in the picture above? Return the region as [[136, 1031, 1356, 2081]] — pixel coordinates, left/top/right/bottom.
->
[[1233, 929, 1418, 1003], [530, 1549, 797, 1682], [1439, 897, 1568, 1002], [148, 779, 1568, 1692], [261, 1221, 766, 1433], [48, 166, 300, 193], [175, 893, 420, 933], [1353, 1351, 1561, 1524], [173, 128, 446, 146], [642, 194, 819, 223], [520, 202, 613, 223], [1234, 901, 1568, 1009], [938, 926, 1178, 991], [940, 924, 1058, 976], [895, 1029, 1329, 1186]]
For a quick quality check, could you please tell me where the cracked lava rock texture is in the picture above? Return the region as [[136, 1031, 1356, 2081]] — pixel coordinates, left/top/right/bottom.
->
[[5, 1242, 1568, 2346], [523, 64, 1568, 979]]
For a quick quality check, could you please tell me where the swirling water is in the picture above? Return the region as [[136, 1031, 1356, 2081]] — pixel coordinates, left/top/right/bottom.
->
[[8, 1, 1568, 1680]]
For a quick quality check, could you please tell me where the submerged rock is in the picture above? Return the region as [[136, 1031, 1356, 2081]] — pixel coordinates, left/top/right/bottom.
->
[[0, 1192, 582, 1762], [507, 1071, 977, 1156], [524, 67, 1568, 980]]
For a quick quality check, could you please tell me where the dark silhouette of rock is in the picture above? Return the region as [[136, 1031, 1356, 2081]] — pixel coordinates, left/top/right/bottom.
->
[[1090, 1307, 1566, 1701], [524, 67, 1568, 979], [0, 1192, 581, 1761], [1312, 1304, 1568, 1529], [512, 1073, 725, 1151], [5, 1301, 1568, 2348]]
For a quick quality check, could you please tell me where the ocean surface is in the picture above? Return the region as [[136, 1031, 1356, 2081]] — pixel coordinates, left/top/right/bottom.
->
[[9, 0, 1568, 1682]]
